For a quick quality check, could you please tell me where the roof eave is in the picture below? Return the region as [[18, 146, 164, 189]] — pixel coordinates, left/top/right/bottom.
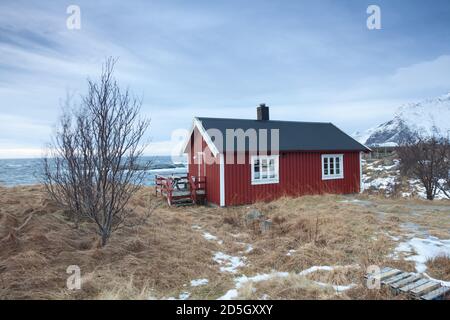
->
[[181, 117, 220, 156]]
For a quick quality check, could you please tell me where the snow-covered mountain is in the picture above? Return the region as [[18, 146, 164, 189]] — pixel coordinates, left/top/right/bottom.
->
[[353, 93, 450, 146]]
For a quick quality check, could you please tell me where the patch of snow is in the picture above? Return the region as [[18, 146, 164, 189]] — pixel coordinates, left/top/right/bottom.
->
[[167, 292, 191, 300], [298, 265, 359, 276], [365, 176, 397, 190], [192, 225, 202, 230], [213, 252, 246, 273], [314, 281, 357, 292], [203, 232, 218, 241], [363, 160, 449, 200], [386, 234, 401, 241], [218, 266, 359, 300], [178, 292, 190, 300], [190, 279, 209, 287], [338, 199, 373, 206], [245, 244, 253, 253], [219, 288, 239, 300], [393, 236, 450, 273], [424, 273, 450, 287], [218, 272, 289, 300], [286, 249, 296, 256]]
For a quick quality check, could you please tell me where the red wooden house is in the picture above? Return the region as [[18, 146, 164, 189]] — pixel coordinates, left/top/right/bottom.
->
[[182, 104, 370, 207]]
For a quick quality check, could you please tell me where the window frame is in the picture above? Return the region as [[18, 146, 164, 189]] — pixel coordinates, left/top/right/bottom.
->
[[321, 154, 344, 180], [251, 155, 279, 185]]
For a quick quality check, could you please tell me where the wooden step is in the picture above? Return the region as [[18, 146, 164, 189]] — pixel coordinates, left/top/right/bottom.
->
[[365, 267, 449, 300], [366, 268, 402, 281], [399, 278, 430, 293], [390, 274, 422, 290], [382, 272, 411, 285], [421, 286, 450, 300], [410, 281, 441, 299]]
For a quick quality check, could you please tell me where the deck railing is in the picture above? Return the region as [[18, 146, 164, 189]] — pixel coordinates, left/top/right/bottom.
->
[[155, 174, 206, 206], [188, 176, 206, 204], [155, 174, 174, 204]]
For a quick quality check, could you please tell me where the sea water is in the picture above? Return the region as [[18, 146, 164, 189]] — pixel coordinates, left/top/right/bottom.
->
[[0, 156, 187, 187]]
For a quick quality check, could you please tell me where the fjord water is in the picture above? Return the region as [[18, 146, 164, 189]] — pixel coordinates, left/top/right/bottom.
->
[[0, 156, 187, 187]]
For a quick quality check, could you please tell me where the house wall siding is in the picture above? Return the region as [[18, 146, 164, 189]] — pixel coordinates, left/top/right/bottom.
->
[[224, 151, 361, 206]]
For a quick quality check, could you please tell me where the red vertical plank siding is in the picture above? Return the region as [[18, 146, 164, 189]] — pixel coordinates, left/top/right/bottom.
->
[[187, 128, 221, 206], [224, 151, 360, 206]]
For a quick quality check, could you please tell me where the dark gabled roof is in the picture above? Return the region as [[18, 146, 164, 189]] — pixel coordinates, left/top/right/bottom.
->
[[196, 117, 371, 153]]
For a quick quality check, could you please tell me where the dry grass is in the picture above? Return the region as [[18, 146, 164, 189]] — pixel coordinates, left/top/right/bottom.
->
[[237, 274, 343, 300], [426, 255, 450, 281], [1, 184, 449, 300], [0, 185, 228, 299]]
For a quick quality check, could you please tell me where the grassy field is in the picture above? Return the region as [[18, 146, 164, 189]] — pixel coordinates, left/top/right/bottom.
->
[[1, 184, 449, 300]]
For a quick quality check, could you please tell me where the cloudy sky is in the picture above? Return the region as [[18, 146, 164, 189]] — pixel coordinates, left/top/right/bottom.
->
[[1, 0, 450, 158]]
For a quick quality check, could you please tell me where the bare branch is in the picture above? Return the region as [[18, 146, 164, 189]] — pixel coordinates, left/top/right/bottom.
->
[[42, 57, 151, 245]]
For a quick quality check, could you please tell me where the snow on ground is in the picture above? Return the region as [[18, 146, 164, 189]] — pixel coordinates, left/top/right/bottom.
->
[[213, 252, 246, 273], [365, 176, 397, 190], [393, 236, 450, 273], [298, 265, 359, 276], [218, 272, 290, 299], [424, 273, 450, 287], [218, 266, 358, 300], [190, 279, 209, 287], [168, 292, 191, 300], [314, 282, 357, 292], [178, 292, 190, 300], [363, 158, 449, 199], [286, 249, 296, 256], [385, 233, 401, 241], [203, 232, 218, 241], [338, 199, 373, 206], [196, 228, 223, 245], [236, 242, 254, 254]]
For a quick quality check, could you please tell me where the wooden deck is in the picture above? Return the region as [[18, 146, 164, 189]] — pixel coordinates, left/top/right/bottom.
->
[[365, 267, 450, 300], [155, 174, 206, 206]]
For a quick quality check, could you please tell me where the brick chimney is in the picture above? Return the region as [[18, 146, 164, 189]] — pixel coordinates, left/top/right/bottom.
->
[[257, 103, 269, 121]]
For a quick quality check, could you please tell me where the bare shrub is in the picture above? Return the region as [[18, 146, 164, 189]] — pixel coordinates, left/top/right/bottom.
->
[[42, 58, 151, 246], [397, 133, 450, 200]]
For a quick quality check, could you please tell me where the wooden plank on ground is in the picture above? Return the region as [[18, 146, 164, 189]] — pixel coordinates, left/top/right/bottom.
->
[[382, 272, 411, 285], [378, 269, 402, 281], [421, 286, 450, 300], [410, 281, 441, 299], [367, 268, 400, 281], [399, 279, 430, 293], [390, 275, 422, 290]]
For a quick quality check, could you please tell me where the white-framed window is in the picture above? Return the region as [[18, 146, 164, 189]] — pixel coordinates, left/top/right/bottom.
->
[[251, 155, 279, 185], [321, 154, 344, 180]]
